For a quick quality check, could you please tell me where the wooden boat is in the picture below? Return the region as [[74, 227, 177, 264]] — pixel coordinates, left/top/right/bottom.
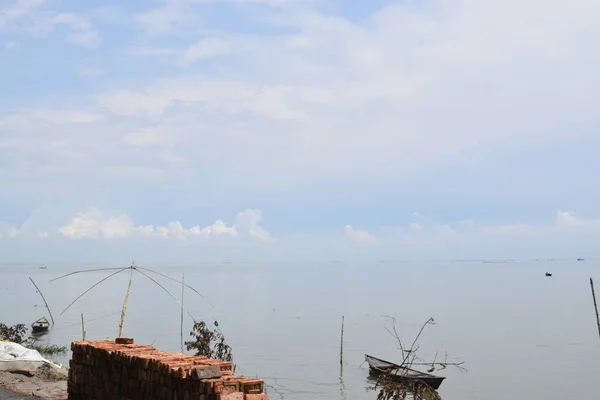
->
[[365, 354, 445, 390], [31, 317, 50, 333]]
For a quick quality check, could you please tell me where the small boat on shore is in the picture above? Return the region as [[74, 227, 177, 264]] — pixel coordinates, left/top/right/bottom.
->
[[365, 354, 446, 390], [31, 317, 50, 333]]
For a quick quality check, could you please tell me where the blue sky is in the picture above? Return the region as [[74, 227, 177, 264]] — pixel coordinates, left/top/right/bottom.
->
[[1, 0, 599, 262]]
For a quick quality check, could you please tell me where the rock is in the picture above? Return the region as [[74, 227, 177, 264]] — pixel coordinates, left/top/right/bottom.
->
[[191, 366, 221, 380], [7, 370, 35, 377], [35, 363, 68, 382]]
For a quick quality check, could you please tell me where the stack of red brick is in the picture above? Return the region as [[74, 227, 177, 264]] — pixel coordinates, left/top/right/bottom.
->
[[68, 338, 268, 400]]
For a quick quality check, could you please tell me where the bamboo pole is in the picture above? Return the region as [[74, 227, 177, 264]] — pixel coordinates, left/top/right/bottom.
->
[[81, 313, 86, 340], [29, 277, 55, 326], [118, 266, 135, 338], [340, 316, 345, 371], [590, 278, 600, 339], [180, 273, 185, 352]]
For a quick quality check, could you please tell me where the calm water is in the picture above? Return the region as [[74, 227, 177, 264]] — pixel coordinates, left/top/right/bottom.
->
[[1, 260, 599, 399]]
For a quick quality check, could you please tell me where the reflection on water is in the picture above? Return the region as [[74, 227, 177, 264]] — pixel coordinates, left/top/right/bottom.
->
[[1, 260, 600, 400], [339, 370, 347, 400]]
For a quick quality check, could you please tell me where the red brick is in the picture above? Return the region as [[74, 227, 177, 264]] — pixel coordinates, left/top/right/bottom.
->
[[244, 395, 268, 400], [220, 393, 244, 400], [238, 379, 264, 394]]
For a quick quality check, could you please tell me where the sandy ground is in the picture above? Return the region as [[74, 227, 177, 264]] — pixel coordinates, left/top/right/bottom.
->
[[0, 364, 67, 399]]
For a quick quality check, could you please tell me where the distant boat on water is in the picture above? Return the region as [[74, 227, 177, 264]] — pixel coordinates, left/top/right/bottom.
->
[[577, 258, 585, 261]]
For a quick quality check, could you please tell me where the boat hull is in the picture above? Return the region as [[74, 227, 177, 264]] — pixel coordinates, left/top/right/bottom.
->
[[365, 354, 445, 390], [31, 317, 50, 334], [368, 366, 445, 390], [31, 325, 49, 333]]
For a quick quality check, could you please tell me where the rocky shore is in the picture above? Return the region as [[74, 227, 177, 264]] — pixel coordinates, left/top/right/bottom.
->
[[0, 364, 67, 399]]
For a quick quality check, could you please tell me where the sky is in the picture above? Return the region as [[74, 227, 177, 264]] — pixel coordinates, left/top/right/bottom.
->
[[0, 0, 599, 263]]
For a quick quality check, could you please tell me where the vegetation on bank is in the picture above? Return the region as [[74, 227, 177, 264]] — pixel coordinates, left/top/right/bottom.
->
[[0, 322, 68, 356], [185, 320, 233, 362]]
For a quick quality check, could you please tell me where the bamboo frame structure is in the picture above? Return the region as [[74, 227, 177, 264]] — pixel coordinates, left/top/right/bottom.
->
[[591, 278, 600, 339], [50, 264, 213, 338], [29, 277, 55, 326], [180, 273, 185, 352]]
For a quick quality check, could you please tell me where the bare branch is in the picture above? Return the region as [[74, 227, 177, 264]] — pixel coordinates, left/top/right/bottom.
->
[[382, 315, 405, 354], [374, 316, 467, 399]]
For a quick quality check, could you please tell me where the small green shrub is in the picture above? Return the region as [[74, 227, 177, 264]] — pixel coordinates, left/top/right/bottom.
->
[[185, 320, 233, 362]]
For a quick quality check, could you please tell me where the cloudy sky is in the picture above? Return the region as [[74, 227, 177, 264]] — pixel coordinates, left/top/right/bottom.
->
[[0, 0, 599, 263]]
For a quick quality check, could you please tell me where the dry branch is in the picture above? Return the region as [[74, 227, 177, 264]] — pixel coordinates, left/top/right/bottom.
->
[[374, 316, 467, 400]]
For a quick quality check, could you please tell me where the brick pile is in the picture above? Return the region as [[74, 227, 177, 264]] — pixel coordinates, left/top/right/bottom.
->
[[68, 338, 268, 400]]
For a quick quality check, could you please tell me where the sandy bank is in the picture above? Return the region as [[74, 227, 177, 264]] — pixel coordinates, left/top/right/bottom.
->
[[0, 364, 67, 399]]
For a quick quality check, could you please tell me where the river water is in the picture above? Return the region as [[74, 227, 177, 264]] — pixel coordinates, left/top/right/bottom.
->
[[1, 260, 599, 399]]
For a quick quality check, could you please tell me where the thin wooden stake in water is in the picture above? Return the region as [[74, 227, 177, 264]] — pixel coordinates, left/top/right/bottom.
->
[[590, 278, 600, 338], [81, 313, 86, 340], [118, 266, 135, 338], [29, 277, 55, 326], [180, 273, 185, 352], [340, 316, 345, 371]]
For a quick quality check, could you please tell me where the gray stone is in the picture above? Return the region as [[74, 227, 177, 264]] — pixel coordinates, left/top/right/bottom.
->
[[191, 366, 221, 380]]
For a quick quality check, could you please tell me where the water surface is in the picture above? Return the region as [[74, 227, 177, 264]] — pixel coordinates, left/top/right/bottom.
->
[[1, 260, 599, 399]]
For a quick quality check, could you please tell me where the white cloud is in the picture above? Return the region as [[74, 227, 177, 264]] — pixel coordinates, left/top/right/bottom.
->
[[58, 208, 154, 239], [187, 220, 238, 237], [122, 127, 171, 146], [344, 224, 377, 245], [2, 1, 600, 262], [1, 2, 101, 48], [62, 0, 593, 189], [29, 108, 103, 124], [554, 210, 600, 229], [134, 0, 303, 35], [2, 0, 599, 193], [96, 80, 307, 122], [135, 0, 188, 35], [235, 209, 271, 242], [126, 46, 178, 56], [409, 223, 423, 232], [0, 0, 46, 24], [183, 38, 233, 64], [57, 208, 270, 242], [154, 219, 238, 239], [52, 13, 101, 48], [78, 68, 105, 78], [3, 210, 600, 261], [0, 221, 18, 238]]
